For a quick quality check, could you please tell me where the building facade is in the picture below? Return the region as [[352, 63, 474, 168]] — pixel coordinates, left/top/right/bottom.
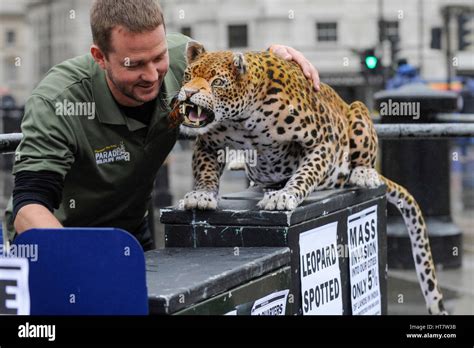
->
[[1, 0, 94, 104], [161, 0, 474, 103], [27, 0, 94, 88], [0, 0, 30, 105]]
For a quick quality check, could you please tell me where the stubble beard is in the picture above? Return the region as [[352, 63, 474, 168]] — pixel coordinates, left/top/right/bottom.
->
[[106, 67, 160, 105]]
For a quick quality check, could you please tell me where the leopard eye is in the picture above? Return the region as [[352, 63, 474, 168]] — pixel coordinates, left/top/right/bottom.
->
[[183, 71, 191, 83], [211, 77, 226, 88]]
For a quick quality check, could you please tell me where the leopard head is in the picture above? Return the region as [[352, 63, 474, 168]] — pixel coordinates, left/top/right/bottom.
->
[[173, 41, 250, 135]]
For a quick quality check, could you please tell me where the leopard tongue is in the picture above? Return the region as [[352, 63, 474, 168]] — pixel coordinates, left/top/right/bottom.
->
[[188, 106, 208, 122]]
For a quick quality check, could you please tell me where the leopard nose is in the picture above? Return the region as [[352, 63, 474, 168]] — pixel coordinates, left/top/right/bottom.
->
[[184, 88, 199, 98]]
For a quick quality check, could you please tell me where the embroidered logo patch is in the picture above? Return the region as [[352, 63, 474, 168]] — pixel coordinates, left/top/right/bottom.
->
[[95, 141, 130, 164]]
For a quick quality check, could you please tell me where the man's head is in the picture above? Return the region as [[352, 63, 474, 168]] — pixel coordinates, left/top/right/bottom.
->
[[90, 0, 168, 106]]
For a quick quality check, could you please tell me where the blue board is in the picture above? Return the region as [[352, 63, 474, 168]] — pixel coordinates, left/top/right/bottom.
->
[[13, 228, 148, 315]]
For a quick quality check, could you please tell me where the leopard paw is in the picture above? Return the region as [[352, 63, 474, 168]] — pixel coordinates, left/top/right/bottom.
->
[[257, 190, 299, 211], [182, 190, 218, 210], [349, 167, 383, 188]]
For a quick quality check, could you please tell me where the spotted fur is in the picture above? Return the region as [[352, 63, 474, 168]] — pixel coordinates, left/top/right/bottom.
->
[[173, 41, 446, 315]]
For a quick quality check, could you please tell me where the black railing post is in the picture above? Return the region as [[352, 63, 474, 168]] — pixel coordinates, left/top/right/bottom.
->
[[375, 84, 463, 269]]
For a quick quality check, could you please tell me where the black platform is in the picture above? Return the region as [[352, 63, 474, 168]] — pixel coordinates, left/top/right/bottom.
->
[[146, 247, 290, 314], [163, 186, 387, 247], [161, 187, 388, 315]]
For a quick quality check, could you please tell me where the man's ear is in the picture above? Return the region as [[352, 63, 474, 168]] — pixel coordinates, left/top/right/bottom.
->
[[90, 44, 107, 70], [186, 41, 206, 65], [232, 52, 247, 75]]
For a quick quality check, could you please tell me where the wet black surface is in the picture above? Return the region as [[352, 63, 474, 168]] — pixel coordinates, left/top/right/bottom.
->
[[146, 247, 290, 314]]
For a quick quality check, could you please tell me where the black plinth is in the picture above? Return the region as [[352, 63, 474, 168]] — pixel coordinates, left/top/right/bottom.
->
[[146, 247, 290, 314], [162, 186, 387, 246], [162, 187, 388, 315]]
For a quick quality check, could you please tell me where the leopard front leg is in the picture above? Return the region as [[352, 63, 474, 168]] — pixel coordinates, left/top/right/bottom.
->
[[257, 145, 332, 211], [181, 138, 225, 210], [345, 101, 384, 188]]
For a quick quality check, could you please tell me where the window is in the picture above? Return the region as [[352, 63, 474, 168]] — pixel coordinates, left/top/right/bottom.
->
[[6, 30, 16, 46], [228, 24, 248, 48], [379, 20, 399, 42], [181, 26, 192, 38], [316, 22, 337, 42]]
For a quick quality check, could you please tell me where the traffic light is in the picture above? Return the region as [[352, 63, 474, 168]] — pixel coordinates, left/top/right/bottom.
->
[[365, 54, 378, 69], [361, 49, 381, 73], [458, 14, 473, 51]]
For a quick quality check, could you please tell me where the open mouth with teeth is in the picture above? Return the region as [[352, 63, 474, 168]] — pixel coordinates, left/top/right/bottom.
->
[[180, 102, 215, 128]]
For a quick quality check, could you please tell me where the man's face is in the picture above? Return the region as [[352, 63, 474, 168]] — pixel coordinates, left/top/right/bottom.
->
[[97, 25, 169, 106]]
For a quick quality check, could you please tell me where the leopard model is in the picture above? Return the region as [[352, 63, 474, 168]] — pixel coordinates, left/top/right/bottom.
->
[[170, 41, 446, 315]]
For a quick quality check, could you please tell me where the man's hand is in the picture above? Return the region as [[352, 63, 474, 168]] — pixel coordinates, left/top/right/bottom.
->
[[14, 204, 63, 234], [269, 44, 320, 92]]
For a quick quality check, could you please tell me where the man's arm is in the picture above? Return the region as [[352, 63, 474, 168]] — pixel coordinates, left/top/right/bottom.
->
[[12, 170, 65, 234], [14, 204, 63, 233], [7, 96, 76, 237]]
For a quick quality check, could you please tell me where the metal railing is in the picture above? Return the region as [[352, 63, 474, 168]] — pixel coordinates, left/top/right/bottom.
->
[[0, 133, 22, 154], [374, 123, 474, 139], [1, 122, 474, 154]]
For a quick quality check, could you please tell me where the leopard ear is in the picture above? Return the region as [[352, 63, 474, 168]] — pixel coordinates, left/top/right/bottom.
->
[[186, 41, 206, 65], [232, 52, 247, 75]]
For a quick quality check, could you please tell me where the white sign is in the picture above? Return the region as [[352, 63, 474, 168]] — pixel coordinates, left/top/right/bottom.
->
[[251, 289, 289, 315], [347, 206, 381, 315], [0, 258, 30, 315], [299, 222, 343, 315]]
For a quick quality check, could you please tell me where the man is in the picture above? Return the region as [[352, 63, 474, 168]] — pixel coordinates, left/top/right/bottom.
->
[[5, 0, 320, 251]]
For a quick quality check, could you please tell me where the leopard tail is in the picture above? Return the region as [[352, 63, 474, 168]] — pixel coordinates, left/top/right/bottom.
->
[[380, 175, 447, 315]]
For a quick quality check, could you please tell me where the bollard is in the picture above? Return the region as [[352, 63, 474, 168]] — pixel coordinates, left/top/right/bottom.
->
[[458, 89, 474, 210], [375, 83, 463, 269], [460, 139, 474, 209], [161, 186, 388, 315]]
